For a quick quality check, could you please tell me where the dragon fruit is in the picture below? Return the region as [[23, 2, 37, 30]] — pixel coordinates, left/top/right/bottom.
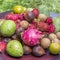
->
[[22, 28, 43, 46]]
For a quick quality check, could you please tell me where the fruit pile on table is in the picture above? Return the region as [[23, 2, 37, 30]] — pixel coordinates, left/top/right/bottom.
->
[[0, 5, 60, 57]]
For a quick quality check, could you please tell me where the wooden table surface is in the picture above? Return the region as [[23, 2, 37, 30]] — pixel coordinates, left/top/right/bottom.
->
[[0, 11, 60, 60]]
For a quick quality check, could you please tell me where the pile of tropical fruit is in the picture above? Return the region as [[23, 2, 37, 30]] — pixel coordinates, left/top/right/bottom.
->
[[0, 5, 60, 57]]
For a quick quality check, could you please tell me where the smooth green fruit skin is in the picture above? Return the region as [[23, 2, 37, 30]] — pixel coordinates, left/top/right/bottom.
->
[[0, 20, 5, 26], [6, 40, 23, 57], [49, 43, 60, 55], [0, 20, 5, 36], [0, 20, 16, 37], [53, 17, 60, 33], [13, 6, 24, 14]]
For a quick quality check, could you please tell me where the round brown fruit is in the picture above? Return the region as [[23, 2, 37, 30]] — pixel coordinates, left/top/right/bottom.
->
[[49, 33, 57, 40], [56, 32, 60, 39], [38, 14, 47, 22], [20, 21, 29, 29], [23, 45, 32, 55], [52, 38, 60, 44], [16, 27, 24, 36], [40, 38, 51, 49], [24, 11, 35, 22], [32, 45, 45, 56]]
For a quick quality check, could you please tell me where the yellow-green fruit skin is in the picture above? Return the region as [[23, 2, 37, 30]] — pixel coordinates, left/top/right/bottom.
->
[[6, 40, 24, 57], [49, 43, 60, 55], [0, 20, 16, 37], [13, 6, 24, 14]]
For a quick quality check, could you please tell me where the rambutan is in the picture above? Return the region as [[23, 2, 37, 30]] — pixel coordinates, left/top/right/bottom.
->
[[46, 17, 53, 24], [48, 24, 55, 33], [32, 8, 39, 18]]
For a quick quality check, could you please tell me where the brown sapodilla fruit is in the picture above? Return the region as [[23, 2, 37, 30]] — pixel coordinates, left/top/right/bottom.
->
[[32, 45, 45, 56], [24, 11, 35, 22], [23, 45, 32, 55]]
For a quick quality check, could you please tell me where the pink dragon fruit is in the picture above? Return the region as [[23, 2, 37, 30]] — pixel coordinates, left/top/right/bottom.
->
[[22, 28, 43, 46]]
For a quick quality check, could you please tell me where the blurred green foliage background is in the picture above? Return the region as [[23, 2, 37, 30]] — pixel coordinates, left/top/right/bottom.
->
[[0, 0, 60, 16]]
